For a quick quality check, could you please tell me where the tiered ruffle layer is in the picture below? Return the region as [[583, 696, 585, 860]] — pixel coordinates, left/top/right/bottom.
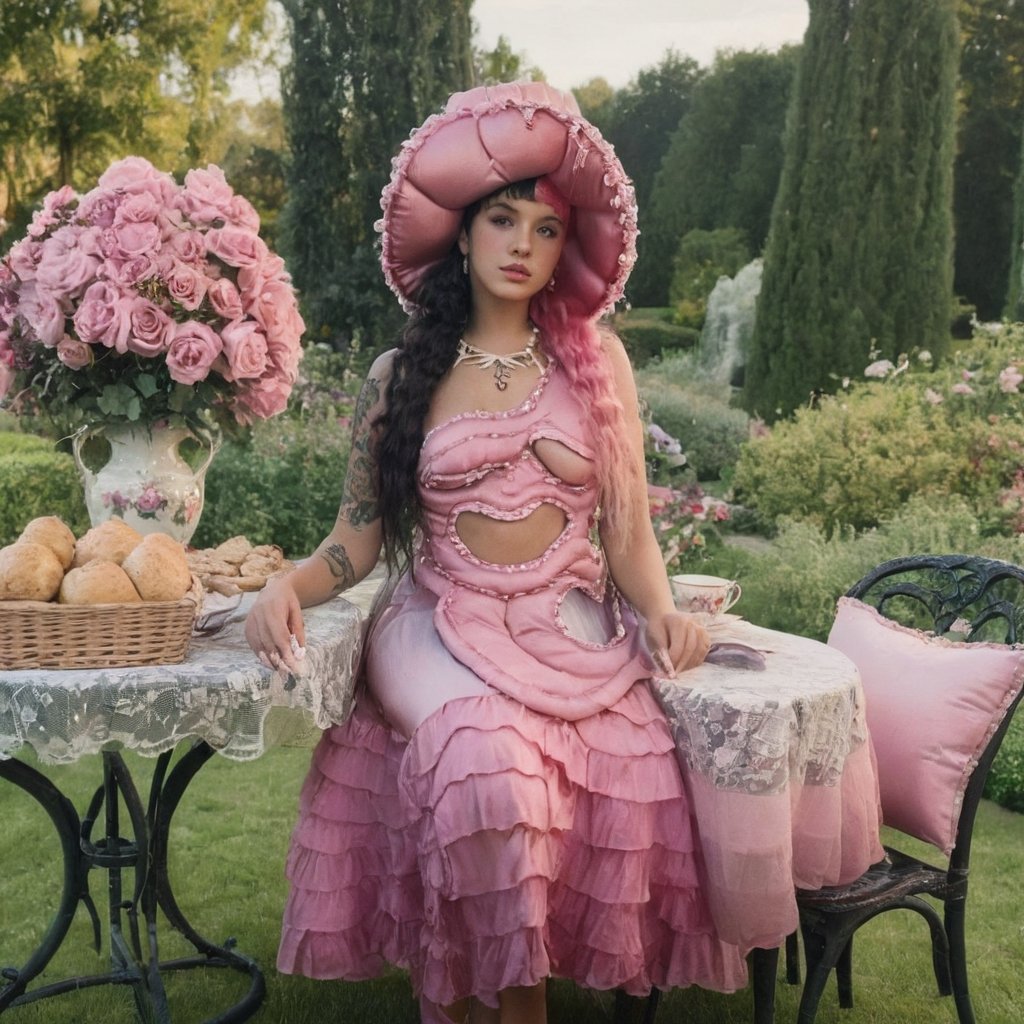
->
[[277, 685, 747, 1015]]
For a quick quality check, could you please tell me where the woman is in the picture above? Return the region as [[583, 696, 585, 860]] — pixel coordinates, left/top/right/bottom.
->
[[246, 82, 746, 1024]]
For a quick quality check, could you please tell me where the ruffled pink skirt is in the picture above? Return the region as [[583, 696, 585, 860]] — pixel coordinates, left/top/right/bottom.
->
[[277, 584, 747, 1018]]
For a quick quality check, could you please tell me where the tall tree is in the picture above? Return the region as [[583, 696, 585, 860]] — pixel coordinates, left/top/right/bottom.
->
[[586, 52, 704, 307], [643, 46, 799, 308], [279, 0, 473, 357], [1007, 125, 1024, 319], [0, 1, 269, 240], [744, 0, 959, 419], [955, 0, 1024, 320]]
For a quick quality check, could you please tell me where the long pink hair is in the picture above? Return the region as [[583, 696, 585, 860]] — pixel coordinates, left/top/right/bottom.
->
[[530, 289, 641, 536]]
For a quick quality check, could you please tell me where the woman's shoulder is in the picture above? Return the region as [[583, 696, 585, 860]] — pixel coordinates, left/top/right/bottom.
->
[[367, 347, 399, 383]]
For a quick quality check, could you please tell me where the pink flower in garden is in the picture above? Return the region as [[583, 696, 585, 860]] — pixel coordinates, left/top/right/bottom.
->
[[7, 238, 42, 281], [247, 277, 303, 345], [111, 217, 161, 260], [962, 369, 975, 381], [166, 320, 222, 385], [924, 388, 944, 405], [77, 188, 120, 229], [951, 382, 975, 396], [238, 253, 286, 294], [225, 194, 261, 232], [219, 318, 269, 381], [998, 366, 1023, 393], [56, 337, 93, 370], [107, 253, 158, 288], [169, 229, 207, 264]]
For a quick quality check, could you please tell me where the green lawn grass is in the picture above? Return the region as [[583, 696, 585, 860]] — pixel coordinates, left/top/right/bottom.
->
[[2, 741, 1023, 1023]]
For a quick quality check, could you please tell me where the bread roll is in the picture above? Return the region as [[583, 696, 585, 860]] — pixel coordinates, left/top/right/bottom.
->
[[19, 516, 76, 570], [59, 560, 142, 605], [0, 542, 65, 601], [121, 534, 191, 602], [73, 519, 144, 567]]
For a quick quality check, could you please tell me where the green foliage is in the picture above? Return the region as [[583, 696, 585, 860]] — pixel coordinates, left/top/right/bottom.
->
[[987, 712, 1024, 812], [279, 0, 473, 360], [636, 350, 750, 481], [1007, 125, 1024, 322], [0, 447, 89, 545], [191, 344, 357, 556], [0, 0, 269, 226], [668, 227, 751, 329], [956, 0, 1024, 319], [614, 310, 699, 366], [745, 0, 959, 419], [587, 51, 705, 308], [715, 495, 1024, 643], [733, 324, 1024, 535], [643, 47, 799, 307]]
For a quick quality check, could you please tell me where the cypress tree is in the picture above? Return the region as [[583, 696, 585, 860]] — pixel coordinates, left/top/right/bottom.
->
[[279, 1, 473, 360], [744, 0, 959, 419], [1007, 126, 1024, 321]]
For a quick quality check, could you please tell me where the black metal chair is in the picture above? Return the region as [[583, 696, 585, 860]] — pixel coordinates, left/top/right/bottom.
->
[[794, 554, 1024, 1024]]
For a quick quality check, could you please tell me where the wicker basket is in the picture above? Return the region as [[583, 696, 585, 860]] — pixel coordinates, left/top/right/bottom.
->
[[0, 597, 198, 670]]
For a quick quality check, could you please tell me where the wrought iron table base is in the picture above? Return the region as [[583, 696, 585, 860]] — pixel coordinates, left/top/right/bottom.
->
[[0, 740, 265, 1023]]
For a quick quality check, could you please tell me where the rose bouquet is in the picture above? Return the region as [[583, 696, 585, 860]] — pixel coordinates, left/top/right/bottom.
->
[[0, 157, 304, 436]]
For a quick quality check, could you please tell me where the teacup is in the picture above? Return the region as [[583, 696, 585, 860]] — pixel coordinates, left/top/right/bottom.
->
[[670, 573, 742, 617]]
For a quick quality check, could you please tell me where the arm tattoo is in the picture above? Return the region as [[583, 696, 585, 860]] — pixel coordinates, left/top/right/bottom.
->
[[321, 543, 356, 592], [338, 375, 381, 527]]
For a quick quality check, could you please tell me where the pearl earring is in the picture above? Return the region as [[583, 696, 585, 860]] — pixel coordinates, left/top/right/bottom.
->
[[462, 255, 468, 275]]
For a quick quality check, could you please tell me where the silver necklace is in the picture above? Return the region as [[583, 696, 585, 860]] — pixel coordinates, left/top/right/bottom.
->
[[454, 328, 543, 391]]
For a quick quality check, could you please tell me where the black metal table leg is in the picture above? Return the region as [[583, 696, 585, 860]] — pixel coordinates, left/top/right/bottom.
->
[[0, 741, 265, 1022]]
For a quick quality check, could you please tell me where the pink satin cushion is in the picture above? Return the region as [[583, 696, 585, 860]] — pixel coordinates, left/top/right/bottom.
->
[[827, 597, 1024, 854]]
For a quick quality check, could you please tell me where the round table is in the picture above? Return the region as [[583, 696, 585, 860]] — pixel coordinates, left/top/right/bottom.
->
[[0, 594, 364, 1023], [652, 618, 884, 952]]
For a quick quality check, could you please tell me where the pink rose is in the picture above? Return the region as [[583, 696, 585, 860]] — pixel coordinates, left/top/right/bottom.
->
[[245, 278, 299, 343], [265, 330, 302, 382], [207, 277, 244, 320], [225, 194, 260, 232], [107, 253, 158, 287], [98, 156, 175, 205], [111, 218, 161, 259], [178, 164, 235, 224], [127, 298, 174, 357], [170, 229, 206, 264], [34, 226, 102, 298], [77, 187, 120, 228], [219, 319, 268, 381], [7, 238, 44, 282], [166, 320, 222, 385], [165, 260, 208, 311], [114, 191, 161, 226], [233, 373, 291, 423], [56, 336, 93, 369], [205, 226, 268, 268], [238, 254, 286, 294], [135, 485, 167, 513], [72, 281, 132, 351], [999, 366, 1023, 394], [19, 284, 66, 347]]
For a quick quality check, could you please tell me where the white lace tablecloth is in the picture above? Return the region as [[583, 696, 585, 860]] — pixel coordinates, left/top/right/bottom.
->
[[0, 594, 364, 765], [652, 619, 884, 951]]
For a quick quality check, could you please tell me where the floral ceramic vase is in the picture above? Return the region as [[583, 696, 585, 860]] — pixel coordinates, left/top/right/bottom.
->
[[72, 423, 220, 544]]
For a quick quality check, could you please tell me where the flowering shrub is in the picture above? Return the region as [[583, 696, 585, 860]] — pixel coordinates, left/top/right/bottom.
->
[[733, 323, 1024, 535], [0, 157, 304, 436]]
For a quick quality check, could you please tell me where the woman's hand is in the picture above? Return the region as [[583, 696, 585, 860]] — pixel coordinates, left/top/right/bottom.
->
[[245, 575, 306, 673], [646, 610, 711, 677]]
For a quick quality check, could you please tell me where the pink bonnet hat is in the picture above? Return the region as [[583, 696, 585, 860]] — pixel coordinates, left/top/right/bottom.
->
[[376, 81, 638, 320]]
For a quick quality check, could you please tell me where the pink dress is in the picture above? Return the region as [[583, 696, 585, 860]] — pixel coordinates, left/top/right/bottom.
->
[[276, 361, 747, 1020]]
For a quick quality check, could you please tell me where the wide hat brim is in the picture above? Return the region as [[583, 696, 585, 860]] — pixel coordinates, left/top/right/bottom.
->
[[376, 82, 638, 320]]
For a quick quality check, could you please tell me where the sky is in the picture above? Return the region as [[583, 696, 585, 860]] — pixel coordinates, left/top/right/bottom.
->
[[472, 0, 810, 89], [234, 1, 809, 103]]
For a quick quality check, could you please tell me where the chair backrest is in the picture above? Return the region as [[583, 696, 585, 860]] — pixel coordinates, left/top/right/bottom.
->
[[829, 554, 1024, 870]]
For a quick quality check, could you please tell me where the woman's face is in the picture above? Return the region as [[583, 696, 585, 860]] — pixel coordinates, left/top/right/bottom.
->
[[459, 192, 566, 306]]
